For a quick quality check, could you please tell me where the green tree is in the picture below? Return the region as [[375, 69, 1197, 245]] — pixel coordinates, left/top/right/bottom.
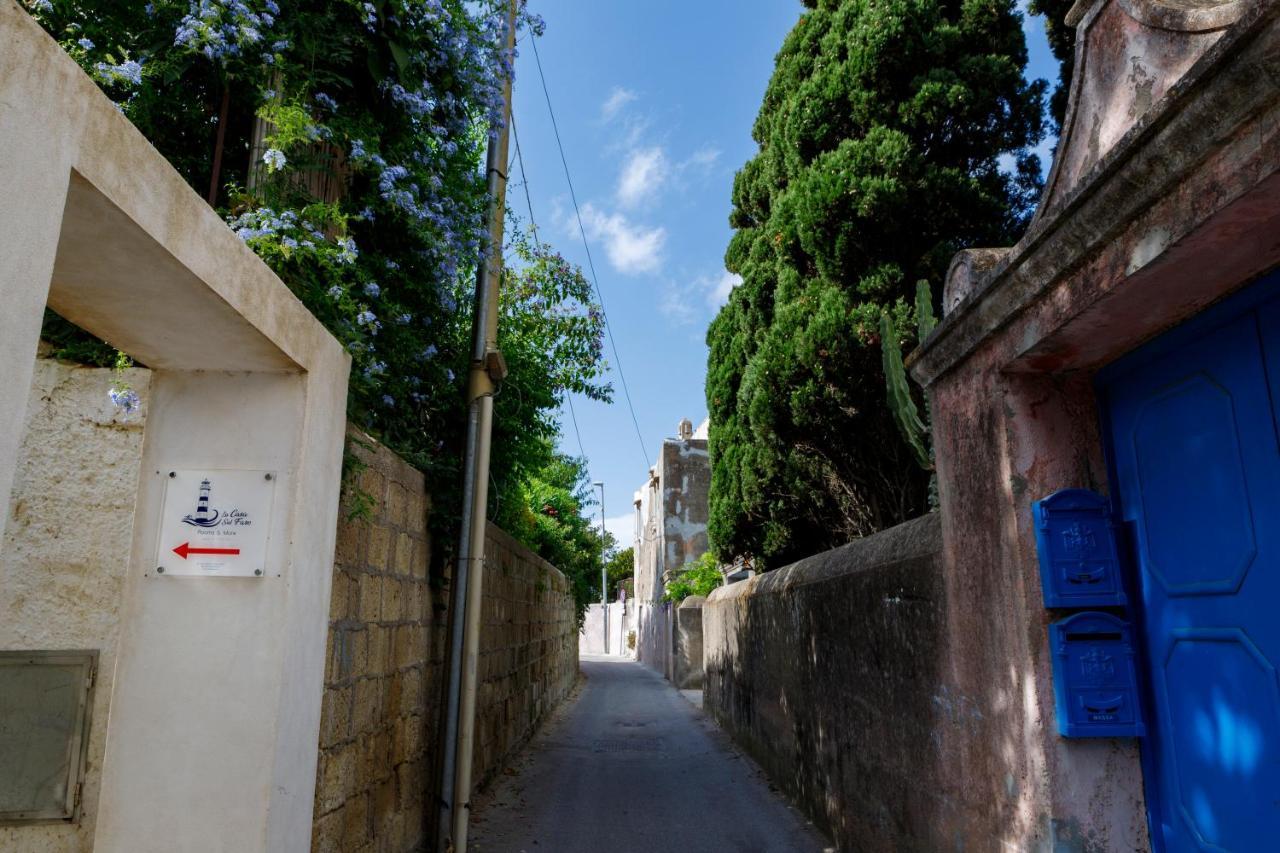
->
[[604, 547, 633, 601], [663, 552, 721, 604], [707, 0, 1045, 570], [497, 446, 610, 623], [481, 232, 611, 533]]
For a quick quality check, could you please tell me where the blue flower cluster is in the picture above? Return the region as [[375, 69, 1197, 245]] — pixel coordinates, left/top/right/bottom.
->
[[262, 147, 286, 172], [355, 309, 382, 336], [337, 237, 359, 265], [174, 0, 282, 65], [384, 82, 437, 119], [223, 207, 346, 260], [95, 59, 144, 87], [109, 387, 141, 416]]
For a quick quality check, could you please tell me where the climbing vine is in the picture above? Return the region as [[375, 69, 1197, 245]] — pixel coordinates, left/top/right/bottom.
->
[[24, 0, 609, 564]]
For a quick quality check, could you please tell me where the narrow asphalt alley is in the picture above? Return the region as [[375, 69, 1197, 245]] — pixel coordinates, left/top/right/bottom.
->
[[469, 655, 830, 853]]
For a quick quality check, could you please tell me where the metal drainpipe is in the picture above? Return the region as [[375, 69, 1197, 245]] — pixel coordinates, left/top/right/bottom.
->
[[437, 2, 516, 850]]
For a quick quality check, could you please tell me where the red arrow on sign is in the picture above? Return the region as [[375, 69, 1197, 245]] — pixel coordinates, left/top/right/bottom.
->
[[172, 542, 241, 559]]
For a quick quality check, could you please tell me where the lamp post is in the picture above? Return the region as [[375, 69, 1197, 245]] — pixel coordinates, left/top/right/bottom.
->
[[593, 480, 606, 654]]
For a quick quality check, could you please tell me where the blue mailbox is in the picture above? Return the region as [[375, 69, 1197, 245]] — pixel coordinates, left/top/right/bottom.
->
[[1033, 489, 1126, 608], [1049, 612, 1145, 738]]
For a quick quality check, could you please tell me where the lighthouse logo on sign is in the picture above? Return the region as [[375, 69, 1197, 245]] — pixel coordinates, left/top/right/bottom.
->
[[158, 469, 276, 577], [182, 479, 221, 527], [179, 477, 257, 530]]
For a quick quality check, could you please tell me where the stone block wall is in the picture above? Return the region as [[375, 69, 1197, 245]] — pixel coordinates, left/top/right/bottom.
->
[[702, 514, 945, 852], [472, 525, 577, 785], [312, 433, 438, 853], [311, 431, 577, 853]]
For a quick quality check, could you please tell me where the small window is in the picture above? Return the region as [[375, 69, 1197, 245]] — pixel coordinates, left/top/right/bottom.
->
[[0, 650, 98, 824]]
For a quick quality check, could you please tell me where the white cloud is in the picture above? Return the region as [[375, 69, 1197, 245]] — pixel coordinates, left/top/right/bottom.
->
[[577, 202, 666, 274], [706, 271, 742, 309], [658, 271, 741, 327], [659, 282, 697, 325], [549, 194, 568, 228], [596, 511, 637, 548], [616, 146, 669, 208], [680, 145, 721, 172], [601, 87, 637, 122]]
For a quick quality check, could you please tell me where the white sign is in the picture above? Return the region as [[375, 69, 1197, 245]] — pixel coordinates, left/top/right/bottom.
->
[[156, 469, 277, 577]]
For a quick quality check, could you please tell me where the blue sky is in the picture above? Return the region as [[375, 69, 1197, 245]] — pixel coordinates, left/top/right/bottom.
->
[[511, 1, 1060, 543]]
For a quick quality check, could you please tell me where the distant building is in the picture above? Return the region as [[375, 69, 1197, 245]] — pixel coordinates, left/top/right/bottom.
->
[[632, 418, 711, 603], [631, 419, 710, 675]]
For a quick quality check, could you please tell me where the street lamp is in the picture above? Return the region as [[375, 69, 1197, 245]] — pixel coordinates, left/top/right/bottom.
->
[[593, 480, 606, 655], [592, 481, 605, 604]]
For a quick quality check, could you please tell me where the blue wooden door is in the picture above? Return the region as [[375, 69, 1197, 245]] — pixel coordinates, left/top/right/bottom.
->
[[1099, 278, 1280, 852]]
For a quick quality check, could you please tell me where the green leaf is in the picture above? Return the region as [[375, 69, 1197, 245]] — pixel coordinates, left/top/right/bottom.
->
[[915, 279, 937, 340], [388, 40, 411, 79], [880, 310, 931, 470], [366, 51, 387, 84]]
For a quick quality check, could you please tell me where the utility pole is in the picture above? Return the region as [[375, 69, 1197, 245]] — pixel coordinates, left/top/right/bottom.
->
[[437, 1, 516, 850], [594, 480, 606, 653]]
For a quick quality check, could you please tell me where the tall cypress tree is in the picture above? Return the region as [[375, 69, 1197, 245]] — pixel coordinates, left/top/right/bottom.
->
[[707, 0, 1045, 569]]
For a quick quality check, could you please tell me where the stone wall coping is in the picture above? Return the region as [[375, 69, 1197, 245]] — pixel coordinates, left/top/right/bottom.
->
[[1116, 0, 1252, 33], [483, 521, 567, 585], [909, 0, 1279, 386], [707, 513, 941, 604], [677, 595, 707, 610]]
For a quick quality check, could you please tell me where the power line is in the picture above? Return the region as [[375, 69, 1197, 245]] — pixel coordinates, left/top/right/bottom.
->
[[510, 113, 541, 249], [564, 395, 589, 470], [511, 110, 589, 468], [527, 31, 651, 471]]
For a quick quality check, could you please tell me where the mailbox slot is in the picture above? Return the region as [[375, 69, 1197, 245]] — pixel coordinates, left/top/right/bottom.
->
[[1033, 488, 1127, 608], [1049, 612, 1145, 738]]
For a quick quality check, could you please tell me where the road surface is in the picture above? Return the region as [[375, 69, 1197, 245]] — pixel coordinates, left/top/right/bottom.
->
[[469, 654, 830, 853]]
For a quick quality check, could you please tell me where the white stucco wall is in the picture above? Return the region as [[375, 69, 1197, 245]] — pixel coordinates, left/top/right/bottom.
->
[[0, 355, 150, 853], [634, 472, 662, 603], [579, 602, 633, 656]]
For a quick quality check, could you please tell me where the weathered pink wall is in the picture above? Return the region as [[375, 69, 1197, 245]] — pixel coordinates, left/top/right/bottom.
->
[[910, 1, 1280, 848]]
